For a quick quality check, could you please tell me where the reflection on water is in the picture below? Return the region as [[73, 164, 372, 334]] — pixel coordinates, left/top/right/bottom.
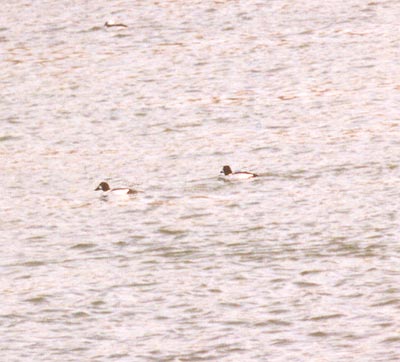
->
[[1, 0, 400, 361]]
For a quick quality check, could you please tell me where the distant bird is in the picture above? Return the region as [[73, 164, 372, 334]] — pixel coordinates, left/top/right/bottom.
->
[[220, 165, 258, 180], [104, 20, 128, 28], [95, 182, 137, 195]]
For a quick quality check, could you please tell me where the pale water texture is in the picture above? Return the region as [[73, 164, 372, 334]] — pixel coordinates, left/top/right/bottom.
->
[[1, 1, 400, 361]]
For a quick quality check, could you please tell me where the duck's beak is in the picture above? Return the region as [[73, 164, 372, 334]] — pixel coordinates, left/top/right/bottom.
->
[[95, 186, 100, 191]]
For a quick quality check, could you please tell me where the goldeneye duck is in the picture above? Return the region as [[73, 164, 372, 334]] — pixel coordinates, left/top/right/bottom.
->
[[95, 182, 137, 195], [220, 165, 258, 179], [104, 21, 128, 28]]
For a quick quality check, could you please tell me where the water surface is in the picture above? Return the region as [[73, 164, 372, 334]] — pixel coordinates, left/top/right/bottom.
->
[[1, 1, 400, 361]]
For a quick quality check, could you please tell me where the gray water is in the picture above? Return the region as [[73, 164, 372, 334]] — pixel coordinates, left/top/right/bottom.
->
[[2, 1, 400, 361]]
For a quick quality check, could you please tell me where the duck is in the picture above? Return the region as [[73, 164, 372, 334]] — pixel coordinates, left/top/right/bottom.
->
[[104, 20, 128, 28], [95, 182, 137, 195], [220, 165, 258, 179]]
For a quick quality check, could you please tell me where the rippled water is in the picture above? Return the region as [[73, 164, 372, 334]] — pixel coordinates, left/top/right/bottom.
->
[[2, 1, 400, 361]]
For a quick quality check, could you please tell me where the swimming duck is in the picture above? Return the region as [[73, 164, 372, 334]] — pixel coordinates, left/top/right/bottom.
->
[[95, 182, 137, 195], [104, 21, 128, 28], [220, 165, 258, 179]]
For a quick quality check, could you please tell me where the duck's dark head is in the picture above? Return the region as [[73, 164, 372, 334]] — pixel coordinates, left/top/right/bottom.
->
[[95, 182, 110, 191], [221, 165, 232, 175]]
